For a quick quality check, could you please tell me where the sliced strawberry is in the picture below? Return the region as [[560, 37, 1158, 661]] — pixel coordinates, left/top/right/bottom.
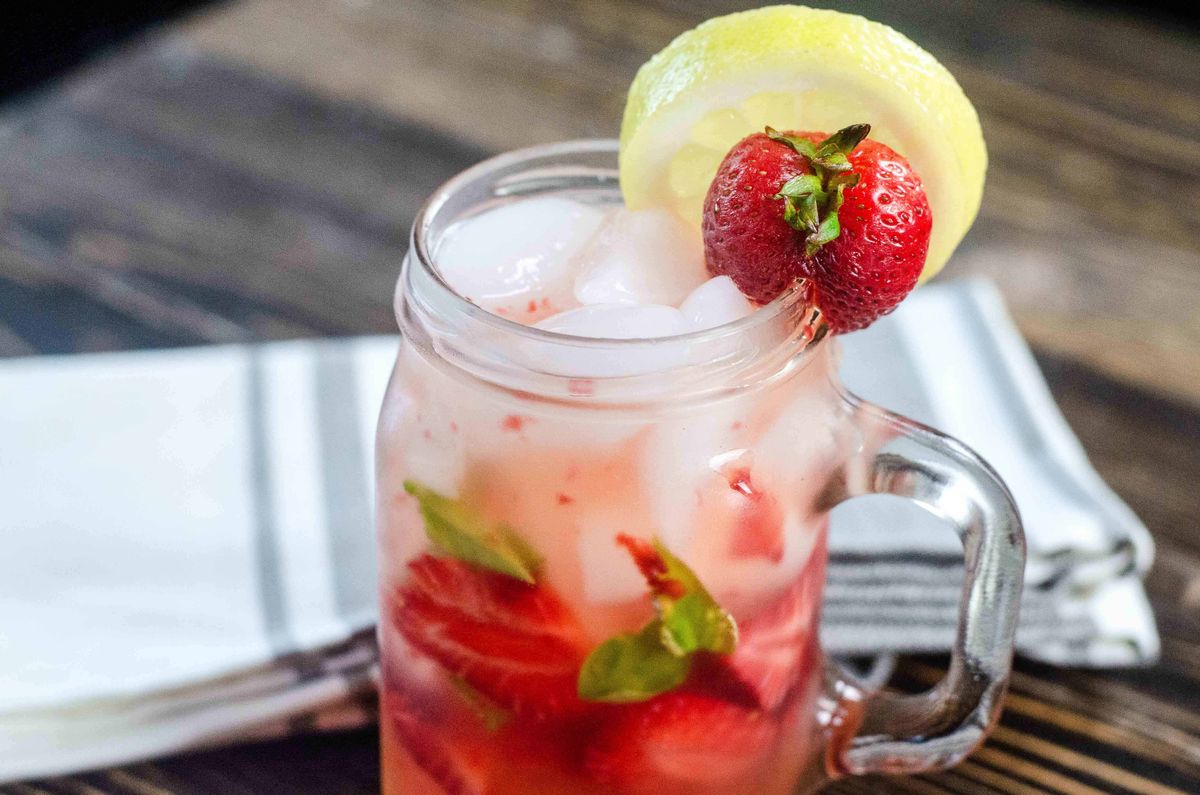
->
[[720, 535, 827, 710], [388, 707, 487, 795], [584, 692, 780, 793], [392, 554, 590, 721]]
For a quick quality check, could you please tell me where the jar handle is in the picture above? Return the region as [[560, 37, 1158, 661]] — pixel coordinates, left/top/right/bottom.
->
[[822, 395, 1026, 776]]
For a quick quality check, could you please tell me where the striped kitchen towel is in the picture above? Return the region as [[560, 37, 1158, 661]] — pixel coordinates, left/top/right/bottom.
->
[[0, 278, 1157, 782]]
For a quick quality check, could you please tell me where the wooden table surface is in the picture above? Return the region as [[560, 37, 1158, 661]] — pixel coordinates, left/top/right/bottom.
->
[[2, 1, 1198, 793]]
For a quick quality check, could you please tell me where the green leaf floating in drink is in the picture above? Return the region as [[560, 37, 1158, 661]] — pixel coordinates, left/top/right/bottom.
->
[[659, 590, 738, 657], [647, 541, 738, 657], [578, 534, 738, 703], [578, 621, 693, 703], [403, 480, 541, 583], [404, 482, 734, 702]]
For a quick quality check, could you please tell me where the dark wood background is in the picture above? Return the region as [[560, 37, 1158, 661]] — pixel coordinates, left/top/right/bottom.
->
[[1, 1, 1198, 792]]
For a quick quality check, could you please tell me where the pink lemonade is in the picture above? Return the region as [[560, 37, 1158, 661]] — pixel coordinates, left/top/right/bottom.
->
[[375, 145, 884, 794], [378, 338, 850, 795], [376, 7, 1024, 791]]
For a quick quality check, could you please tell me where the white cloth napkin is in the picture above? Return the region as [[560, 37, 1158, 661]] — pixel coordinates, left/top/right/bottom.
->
[[0, 278, 1157, 782], [835, 279, 1157, 666]]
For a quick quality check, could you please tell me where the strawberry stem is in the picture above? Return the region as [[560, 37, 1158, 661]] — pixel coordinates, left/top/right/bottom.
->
[[767, 123, 870, 256]]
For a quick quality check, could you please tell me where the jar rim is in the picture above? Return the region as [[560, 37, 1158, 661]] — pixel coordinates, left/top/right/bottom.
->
[[408, 138, 821, 351]]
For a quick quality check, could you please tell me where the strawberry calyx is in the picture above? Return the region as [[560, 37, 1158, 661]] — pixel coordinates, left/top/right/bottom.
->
[[766, 123, 871, 256]]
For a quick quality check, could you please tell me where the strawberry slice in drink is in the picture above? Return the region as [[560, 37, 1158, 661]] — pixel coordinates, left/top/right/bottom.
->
[[718, 532, 828, 711], [584, 691, 780, 794], [386, 705, 489, 795], [392, 554, 591, 721]]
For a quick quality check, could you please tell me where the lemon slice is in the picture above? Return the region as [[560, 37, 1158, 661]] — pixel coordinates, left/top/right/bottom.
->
[[619, 5, 986, 281]]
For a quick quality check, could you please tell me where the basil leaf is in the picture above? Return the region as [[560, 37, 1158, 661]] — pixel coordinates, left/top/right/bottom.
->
[[577, 622, 693, 703], [652, 543, 738, 656], [404, 481, 540, 583], [660, 591, 738, 656], [578, 537, 738, 703]]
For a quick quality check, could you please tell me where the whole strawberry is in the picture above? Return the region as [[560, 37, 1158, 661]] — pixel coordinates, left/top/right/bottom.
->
[[702, 125, 931, 332], [702, 130, 816, 303]]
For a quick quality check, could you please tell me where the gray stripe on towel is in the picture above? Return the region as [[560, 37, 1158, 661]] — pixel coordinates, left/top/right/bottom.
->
[[245, 347, 295, 656], [314, 341, 376, 627]]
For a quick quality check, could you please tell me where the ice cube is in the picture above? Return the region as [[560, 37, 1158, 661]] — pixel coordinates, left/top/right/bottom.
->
[[751, 379, 846, 516], [643, 390, 834, 601], [528, 303, 691, 377], [436, 197, 604, 321], [637, 402, 746, 552], [677, 276, 758, 366], [573, 208, 708, 307], [680, 275, 755, 330]]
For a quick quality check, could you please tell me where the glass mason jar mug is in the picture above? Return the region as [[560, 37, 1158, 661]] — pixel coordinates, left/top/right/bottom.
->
[[377, 141, 1025, 795]]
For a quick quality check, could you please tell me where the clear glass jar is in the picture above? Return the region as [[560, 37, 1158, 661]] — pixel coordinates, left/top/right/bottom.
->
[[376, 141, 1025, 795]]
